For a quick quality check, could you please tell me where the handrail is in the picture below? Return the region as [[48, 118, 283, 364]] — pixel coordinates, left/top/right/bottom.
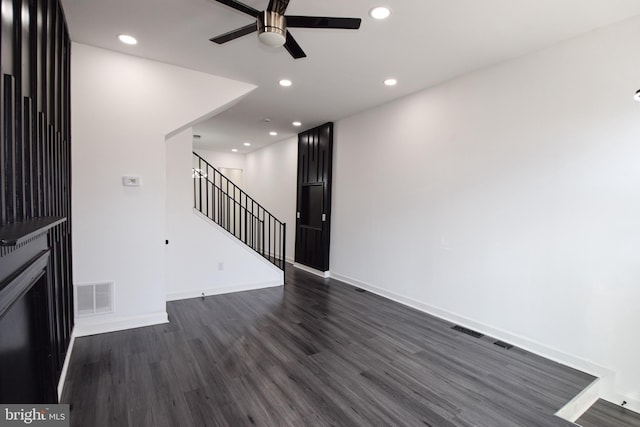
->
[[192, 152, 286, 270]]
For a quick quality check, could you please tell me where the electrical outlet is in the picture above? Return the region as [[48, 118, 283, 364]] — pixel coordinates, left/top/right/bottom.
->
[[218, 262, 224, 271]]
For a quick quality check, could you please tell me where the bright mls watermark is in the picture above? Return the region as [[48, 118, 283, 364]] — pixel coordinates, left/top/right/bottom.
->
[[1, 405, 69, 427]]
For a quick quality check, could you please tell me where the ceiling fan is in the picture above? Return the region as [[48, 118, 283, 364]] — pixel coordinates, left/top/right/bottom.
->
[[209, 0, 362, 59]]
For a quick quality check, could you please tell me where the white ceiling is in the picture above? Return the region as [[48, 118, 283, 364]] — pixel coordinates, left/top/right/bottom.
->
[[61, 0, 640, 153]]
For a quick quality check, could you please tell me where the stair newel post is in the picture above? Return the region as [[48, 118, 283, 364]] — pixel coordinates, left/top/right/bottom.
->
[[212, 167, 216, 222], [282, 223, 286, 270], [210, 163, 216, 219], [205, 161, 210, 218], [252, 200, 255, 248], [226, 178, 230, 232], [198, 157, 203, 213], [217, 170, 222, 224], [243, 192, 248, 244], [268, 213, 272, 262]]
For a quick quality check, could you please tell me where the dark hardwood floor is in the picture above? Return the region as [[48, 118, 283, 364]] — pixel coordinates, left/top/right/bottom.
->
[[577, 399, 640, 427], [63, 264, 597, 426]]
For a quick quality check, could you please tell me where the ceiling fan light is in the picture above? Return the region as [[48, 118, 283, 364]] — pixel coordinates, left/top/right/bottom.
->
[[259, 30, 286, 47]]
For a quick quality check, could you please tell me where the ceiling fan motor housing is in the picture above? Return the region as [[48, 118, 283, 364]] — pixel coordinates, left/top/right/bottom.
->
[[258, 11, 286, 47]]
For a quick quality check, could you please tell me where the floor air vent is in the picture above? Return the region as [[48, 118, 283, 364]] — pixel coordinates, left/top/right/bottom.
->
[[355, 288, 366, 293], [75, 282, 114, 317], [451, 325, 484, 338], [494, 341, 514, 350]]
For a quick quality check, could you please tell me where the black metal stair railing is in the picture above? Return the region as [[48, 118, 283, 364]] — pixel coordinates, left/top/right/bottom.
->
[[192, 152, 286, 270]]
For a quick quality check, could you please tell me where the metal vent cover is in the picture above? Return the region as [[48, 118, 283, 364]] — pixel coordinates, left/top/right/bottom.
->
[[451, 325, 484, 338], [494, 340, 514, 350], [75, 282, 114, 317]]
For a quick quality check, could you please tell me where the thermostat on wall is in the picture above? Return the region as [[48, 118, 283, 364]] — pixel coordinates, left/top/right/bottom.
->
[[122, 176, 141, 187]]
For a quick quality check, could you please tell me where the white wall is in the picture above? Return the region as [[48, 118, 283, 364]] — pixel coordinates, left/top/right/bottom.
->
[[71, 43, 256, 335], [331, 18, 640, 407], [245, 137, 298, 262], [165, 129, 283, 300]]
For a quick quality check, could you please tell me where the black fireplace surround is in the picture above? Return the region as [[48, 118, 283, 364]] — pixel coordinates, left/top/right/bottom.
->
[[0, 218, 65, 403]]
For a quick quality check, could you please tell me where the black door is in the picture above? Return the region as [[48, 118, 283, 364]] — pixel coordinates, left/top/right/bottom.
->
[[295, 123, 333, 271]]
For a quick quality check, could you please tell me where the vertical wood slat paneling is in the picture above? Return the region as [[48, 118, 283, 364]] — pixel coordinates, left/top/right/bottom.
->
[[4, 74, 16, 223], [295, 123, 333, 271], [12, 0, 23, 223], [0, 0, 72, 393], [0, 73, 5, 225]]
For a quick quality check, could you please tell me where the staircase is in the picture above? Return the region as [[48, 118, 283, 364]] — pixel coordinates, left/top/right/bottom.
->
[[192, 152, 286, 270]]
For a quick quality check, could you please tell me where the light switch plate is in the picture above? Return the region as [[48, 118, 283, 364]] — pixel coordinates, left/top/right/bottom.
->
[[122, 176, 141, 187]]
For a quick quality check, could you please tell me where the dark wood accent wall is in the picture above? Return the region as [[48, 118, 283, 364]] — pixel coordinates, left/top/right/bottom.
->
[[0, 0, 72, 392], [295, 122, 333, 272]]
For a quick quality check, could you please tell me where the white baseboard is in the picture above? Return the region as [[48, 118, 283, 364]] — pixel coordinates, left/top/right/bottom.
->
[[167, 280, 283, 301], [328, 271, 635, 413], [57, 328, 76, 400], [293, 263, 330, 278], [555, 378, 601, 422], [73, 311, 169, 337]]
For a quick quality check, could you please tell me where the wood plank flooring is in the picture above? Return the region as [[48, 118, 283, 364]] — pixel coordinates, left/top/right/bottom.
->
[[577, 399, 640, 427], [62, 264, 596, 426]]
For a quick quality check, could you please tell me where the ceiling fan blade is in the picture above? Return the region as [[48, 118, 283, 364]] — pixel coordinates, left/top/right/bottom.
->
[[210, 23, 257, 44], [267, 0, 289, 15], [284, 32, 306, 59], [286, 16, 361, 30], [212, 0, 259, 17]]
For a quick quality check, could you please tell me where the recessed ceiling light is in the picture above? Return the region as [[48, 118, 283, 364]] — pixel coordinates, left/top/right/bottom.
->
[[370, 6, 391, 20], [269, 131, 278, 136], [118, 34, 137, 45], [635, 89, 640, 102], [292, 121, 302, 127], [231, 149, 238, 152], [243, 142, 251, 146], [384, 78, 397, 86], [279, 79, 292, 87]]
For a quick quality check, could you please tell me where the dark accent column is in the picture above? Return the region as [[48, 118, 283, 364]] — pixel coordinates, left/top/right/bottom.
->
[[0, 0, 72, 403], [294, 122, 333, 272]]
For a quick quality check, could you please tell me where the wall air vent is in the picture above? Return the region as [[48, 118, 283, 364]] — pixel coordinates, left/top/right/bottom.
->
[[75, 282, 114, 317], [451, 325, 484, 338], [494, 341, 514, 350]]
